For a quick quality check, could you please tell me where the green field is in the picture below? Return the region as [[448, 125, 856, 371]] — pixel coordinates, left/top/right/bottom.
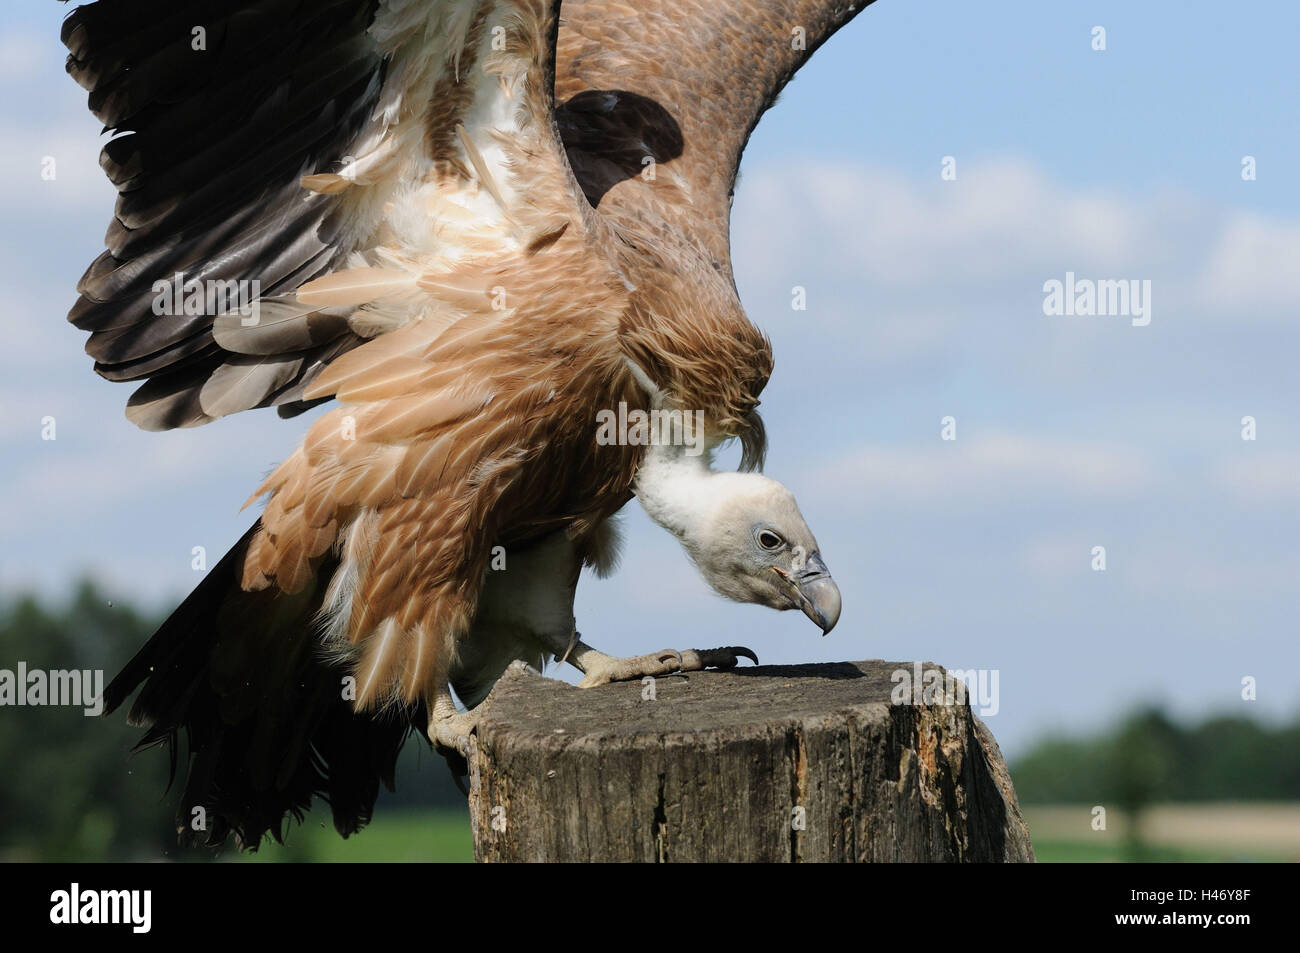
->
[[239, 809, 474, 863], [1029, 839, 1264, 863], [1023, 804, 1300, 863], [230, 802, 1300, 862]]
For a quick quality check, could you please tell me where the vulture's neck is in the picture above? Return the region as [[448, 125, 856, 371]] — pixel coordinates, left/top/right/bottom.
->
[[634, 443, 721, 542]]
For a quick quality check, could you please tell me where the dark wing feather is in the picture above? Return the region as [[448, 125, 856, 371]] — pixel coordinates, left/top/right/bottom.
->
[[556, 0, 876, 275], [63, 0, 380, 428]]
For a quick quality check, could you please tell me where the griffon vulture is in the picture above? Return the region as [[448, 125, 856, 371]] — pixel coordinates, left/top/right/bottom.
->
[[63, 0, 868, 847]]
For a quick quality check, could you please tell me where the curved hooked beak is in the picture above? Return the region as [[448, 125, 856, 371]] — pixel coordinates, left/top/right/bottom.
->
[[774, 551, 841, 635]]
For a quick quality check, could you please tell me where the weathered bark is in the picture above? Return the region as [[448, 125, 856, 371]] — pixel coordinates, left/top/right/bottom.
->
[[467, 659, 1035, 862]]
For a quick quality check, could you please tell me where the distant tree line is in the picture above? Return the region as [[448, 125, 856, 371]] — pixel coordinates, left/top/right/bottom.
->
[[0, 583, 462, 861], [1011, 706, 1300, 806], [3, 584, 1294, 859]]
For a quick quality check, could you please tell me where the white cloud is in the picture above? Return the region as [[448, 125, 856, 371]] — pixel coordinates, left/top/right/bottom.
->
[[734, 156, 1300, 321], [1196, 213, 1300, 318], [1214, 453, 1300, 503], [811, 431, 1159, 509]]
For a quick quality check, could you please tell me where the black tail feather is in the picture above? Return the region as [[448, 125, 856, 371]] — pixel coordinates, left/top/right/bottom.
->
[[104, 520, 425, 850]]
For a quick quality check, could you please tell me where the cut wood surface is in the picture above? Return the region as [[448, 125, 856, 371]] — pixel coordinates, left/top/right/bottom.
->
[[466, 659, 1035, 862]]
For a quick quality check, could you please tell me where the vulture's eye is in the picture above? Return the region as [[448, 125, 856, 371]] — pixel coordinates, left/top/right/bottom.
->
[[757, 530, 784, 551]]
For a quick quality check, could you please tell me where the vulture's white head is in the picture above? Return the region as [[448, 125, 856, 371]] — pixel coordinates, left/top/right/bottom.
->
[[634, 443, 841, 633]]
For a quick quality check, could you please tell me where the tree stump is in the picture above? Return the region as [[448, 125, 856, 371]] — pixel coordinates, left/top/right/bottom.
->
[[466, 659, 1035, 862]]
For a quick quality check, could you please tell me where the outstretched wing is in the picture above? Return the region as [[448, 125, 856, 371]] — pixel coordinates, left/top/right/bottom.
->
[[555, 0, 875, 275], [63, 0, 599, 430]]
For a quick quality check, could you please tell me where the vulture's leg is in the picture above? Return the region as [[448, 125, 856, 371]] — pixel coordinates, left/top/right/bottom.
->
[[426, 677, 478, 759], [549, 635, 758, 688], [529, 523, 759, 686]]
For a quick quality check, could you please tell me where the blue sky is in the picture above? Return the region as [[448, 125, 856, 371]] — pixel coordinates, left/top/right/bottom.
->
[[2, 1, 1297, 756]]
